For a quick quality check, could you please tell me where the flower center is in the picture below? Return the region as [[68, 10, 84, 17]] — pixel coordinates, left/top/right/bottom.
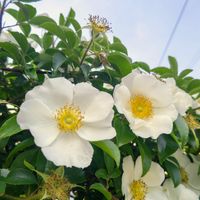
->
[[180, 167, 189, 183], [55, 105, 83, 133], [130, 95, 153, 119], [130, 180, 148, 200]]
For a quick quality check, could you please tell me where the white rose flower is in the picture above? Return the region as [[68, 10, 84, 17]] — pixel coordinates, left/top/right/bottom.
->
[[163, 179, 199, 200], [113, 70, 178, 139], [122, 155, 167, 200], [17, 77, 116, 168], [165, 78, 193, 116], [173, 149, 200, 195]]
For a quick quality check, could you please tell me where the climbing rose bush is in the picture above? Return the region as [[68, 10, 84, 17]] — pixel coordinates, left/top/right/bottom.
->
[[0, 1, 200, 200]]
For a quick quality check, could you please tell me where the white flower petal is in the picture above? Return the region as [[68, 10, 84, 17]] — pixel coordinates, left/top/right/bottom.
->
[[146, 187, 168, 200], [84, 93, 114, 123], [148, 115, 173, 139], [113, 84, 131, 114], [73, 82, 99, 112], [121, 69, 141, 92], [154, 104, 178, 121], [174, 89, 193, 116], [173, 149, 191, 168], [130, 123, 154, 139], [17, 99, 59, 147], [163, 179, 199, 200], [122, 156, 135, 197], [42, 134, 93, 168], [186, 162, 200, 190], [135, 157, 165, 187], [132, 74, 173, 107], [25, 77, 74, 111], [77, 126, 116, 142]]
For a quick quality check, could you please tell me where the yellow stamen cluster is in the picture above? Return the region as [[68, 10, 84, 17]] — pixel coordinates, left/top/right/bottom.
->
[[130, 95, 153, 119], [180, 167, 189, 183], [130, 180, 148, 200], [185, 114, 200, 130], [55, 105, 83, 133], [44, 173, 73, 200], [88, 15, 111, 33]]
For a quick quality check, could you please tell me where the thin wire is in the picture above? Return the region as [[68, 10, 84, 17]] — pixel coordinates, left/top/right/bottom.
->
[[158, 0, 189, 65]]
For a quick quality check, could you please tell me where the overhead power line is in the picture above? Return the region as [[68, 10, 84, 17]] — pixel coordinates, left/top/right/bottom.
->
[[158, 0, 189, 65]]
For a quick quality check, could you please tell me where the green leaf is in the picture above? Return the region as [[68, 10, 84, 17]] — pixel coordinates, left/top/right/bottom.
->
[[29, 34, 42, 47], [42, 33, 53, 49], [68, 18, 82, 38], [114, 116, 136, 147], [9, 31, 29, 53], [90, 183, 112, 200], [133, 61, 150, 72], [52, 52, 66, 71], [164, 158, 181, 187], [20, 23, 31, 36], [0, 181, 6, 195], [168, 56, 178, 77], [65, 8, 76, 26], [0, 115, 21, 140], [93, 140, 120, 167], [157, 135, 179, 163], [6, 8, 18, 20], [16, 3, 37, 22], [179, 69, 193, 78], [104, 153, 115, 174], [187, 79, 200, 92], [151, 66, 171, 76], [30, 16, 56, 25], [107, 52, 132, 76], [5, 168, 37, 185], [61, 26, 78, 48], [5, 138, 34, 167], [175, 115, 189, 144], [24, 161, 48, 181], [40, 22, 66, 42], [0, 42, 22, 63], [110, 42, 127, 55], [95, 169, 108, 180], [137, 139, 152, 176], [65, 167, 86, 184]]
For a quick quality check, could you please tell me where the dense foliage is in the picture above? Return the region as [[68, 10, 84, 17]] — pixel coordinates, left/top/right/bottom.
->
[[0, 0, 200, 199]]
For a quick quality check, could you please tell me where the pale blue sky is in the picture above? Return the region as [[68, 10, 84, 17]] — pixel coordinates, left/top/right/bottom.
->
[[4, 0, 200, 78]]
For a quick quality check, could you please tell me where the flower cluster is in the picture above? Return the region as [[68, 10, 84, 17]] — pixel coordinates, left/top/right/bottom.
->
[[17, 69, 200, 200]]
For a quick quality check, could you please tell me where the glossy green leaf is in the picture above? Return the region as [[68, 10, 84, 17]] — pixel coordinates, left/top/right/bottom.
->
[[9, 31, 29, 53], [0, 115, 21, 140], [179, 69, 193, 78], [95, 169, 108, 180], [137, 139, 152, 176], [5, 168, 37, 185], [107, 52, 132, 76], [93, 140, 120, 167], [0, 42, 22, 63], [52, 52, 66, 71], [164, 158, 181, 187], [90, 183, 112, 200], [175, 115, 189, 144], [157, 135, 178, 163], [114, 116, 136, 147], [0, 181, 6, 195], [168, 56, 178, 77], [30, 16, 56, 25]]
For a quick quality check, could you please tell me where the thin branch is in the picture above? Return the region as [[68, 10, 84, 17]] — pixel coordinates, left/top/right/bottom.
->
[[2, 23, 20, 30], [0, 0, 7, 34]]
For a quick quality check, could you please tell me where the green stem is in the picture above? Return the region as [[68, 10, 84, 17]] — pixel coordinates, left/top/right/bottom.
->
[[80, 36, 94, 66], [191, 129, 199, 150]]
